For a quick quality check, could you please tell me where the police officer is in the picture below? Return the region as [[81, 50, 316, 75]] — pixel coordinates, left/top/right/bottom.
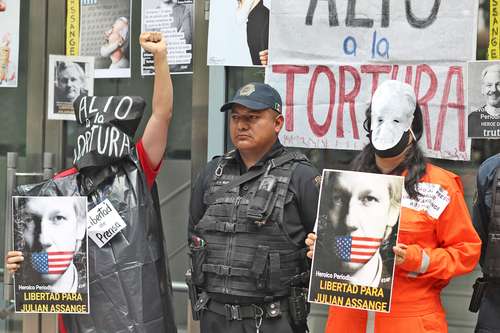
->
[[471, 154, 500, 333], [187, 82, 319, 332]]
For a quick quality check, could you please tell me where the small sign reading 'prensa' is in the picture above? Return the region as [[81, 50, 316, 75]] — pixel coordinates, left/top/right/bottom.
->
[[87, 199, 126, 248]]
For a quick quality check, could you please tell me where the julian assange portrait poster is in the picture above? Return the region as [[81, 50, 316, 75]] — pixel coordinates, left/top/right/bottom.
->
[[308, 170, 403, 313]]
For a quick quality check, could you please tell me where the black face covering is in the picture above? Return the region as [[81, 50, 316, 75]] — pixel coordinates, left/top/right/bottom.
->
[[370, 130, 410, 158], [72, 95, 145, 171]]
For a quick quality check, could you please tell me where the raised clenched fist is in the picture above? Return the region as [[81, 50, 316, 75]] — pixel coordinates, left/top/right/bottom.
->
[[139, 32, 167, 56]]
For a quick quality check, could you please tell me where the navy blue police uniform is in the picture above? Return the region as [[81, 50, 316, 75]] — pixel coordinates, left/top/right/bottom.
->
[[187, 83, 320, 333], [473, 154, 500, 333]]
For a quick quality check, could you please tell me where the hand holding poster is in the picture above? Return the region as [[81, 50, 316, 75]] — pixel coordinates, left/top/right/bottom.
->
[[269, 0, 478, 64], [308, 170, 404, 312], [13, 196, 89, 314]]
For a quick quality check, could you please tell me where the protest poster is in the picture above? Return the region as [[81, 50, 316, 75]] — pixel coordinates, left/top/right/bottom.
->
[[489, 0, 500, 60], [79, 0, 131, 78], [13, 196, 89, 314], [0, 0, 20, 88], [468, 61, 500, 138], [308, 170, 403, 312], [266, 63, 471, 161], [269, 0, 478, 64], [141, 0, 194, 75], [207, 0, 270, 67], [47, 55, 94, 121]]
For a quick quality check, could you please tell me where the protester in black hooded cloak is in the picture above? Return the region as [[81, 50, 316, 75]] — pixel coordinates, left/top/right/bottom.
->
[[7, 32, 177, 333]]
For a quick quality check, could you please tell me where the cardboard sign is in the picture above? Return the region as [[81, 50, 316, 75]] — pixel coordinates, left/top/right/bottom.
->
[[87, 199, 126, 248]]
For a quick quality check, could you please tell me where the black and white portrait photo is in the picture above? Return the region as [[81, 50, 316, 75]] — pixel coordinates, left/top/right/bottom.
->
[[468, 61, 500, 138], [13, 196, 89, 313], [47, 55, 94, 121], [79, 0, 131, 78]]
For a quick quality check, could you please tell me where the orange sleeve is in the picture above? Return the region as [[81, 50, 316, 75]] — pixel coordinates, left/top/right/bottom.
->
[[399, 185, 482, 280], [136, 139, 163, 190]]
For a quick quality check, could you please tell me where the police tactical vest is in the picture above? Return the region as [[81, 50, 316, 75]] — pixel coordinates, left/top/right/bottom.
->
[[485, 169, 500, 278], [195, 150, 309, 299]]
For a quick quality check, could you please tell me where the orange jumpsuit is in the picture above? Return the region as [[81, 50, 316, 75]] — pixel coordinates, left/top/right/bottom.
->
[[325, 164, 481, 333]]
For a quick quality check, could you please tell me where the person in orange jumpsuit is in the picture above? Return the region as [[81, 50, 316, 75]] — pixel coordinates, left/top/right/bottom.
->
[[306, 80, 481, 333]]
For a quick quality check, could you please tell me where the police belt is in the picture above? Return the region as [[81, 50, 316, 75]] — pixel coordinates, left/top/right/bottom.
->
[[206, 298, 288, 321]]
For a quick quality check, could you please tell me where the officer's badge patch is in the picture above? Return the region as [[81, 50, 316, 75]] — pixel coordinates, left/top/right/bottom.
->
[[239, 84, 255, 96]]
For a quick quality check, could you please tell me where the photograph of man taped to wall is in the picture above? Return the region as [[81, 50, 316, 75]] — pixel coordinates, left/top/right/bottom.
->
[[79, 0, 131, 78], [47, 55, 94, 121], [13, 196, 89, 314], [468, 60, 500, 138], [308, 169, 404, 312]]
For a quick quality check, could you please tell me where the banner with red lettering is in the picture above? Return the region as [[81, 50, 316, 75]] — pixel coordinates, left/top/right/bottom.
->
[[266, 63, 471, 161], [269, 0, 478, 64]]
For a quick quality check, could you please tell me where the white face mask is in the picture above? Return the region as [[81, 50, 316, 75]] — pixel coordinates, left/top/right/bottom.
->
[[370, 80, 416, 151]]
